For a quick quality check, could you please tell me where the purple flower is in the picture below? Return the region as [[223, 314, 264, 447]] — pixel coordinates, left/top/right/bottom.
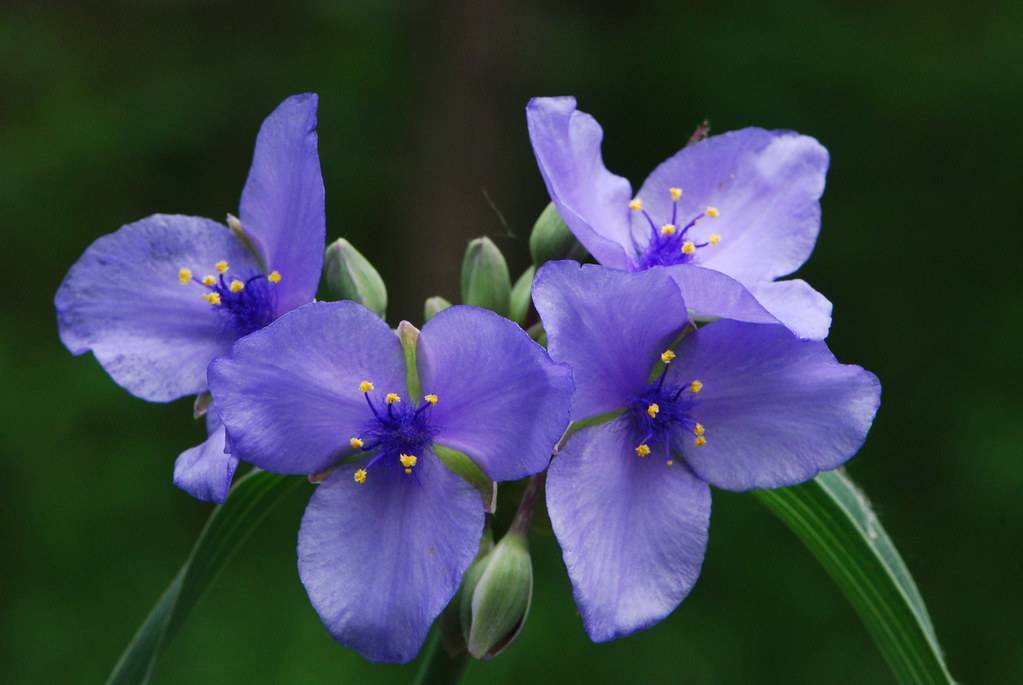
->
[[54, 94, 325, 502], [532, 261, 880, 641], [527, 96, 833, 340], [207, 301, 572, 662]]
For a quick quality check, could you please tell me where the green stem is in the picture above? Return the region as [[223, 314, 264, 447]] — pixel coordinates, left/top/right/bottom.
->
[[412, 629, 471, 685]]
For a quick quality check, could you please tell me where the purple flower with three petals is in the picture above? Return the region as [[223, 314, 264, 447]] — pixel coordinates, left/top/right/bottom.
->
[[527, 96, 833, 340], [207, 301, 572, 662], [532, 261, 880, 642], [54, 93, 325, 503]]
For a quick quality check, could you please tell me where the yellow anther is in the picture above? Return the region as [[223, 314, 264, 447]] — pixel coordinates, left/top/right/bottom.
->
[[635, 444, 651, 457], [628, 198, 643, 211], [681, 241, 696, 255], [202, 275, 217, 286], [385, 393, 401, 404], [359, 380, 374, 393], [354, 469, 367, 484], [400, 453, 418, 474], [661, 349, 676, 364], [229, 279, 245, 293], [708, 233, 722, 245], [268, 270, 282, 284], [690, 380, 704, 394], [215, 260, 229, 273], [178, 268, 192, 284], [670, 187, 683, 201], [694, 435, 707, 447], [202, 292, 222, 305], [660, 224, 676, 236], [706, 206, 720, 218], [424, 394, 439, 405], [666, 459, 674, 466], [350, 437, 364, 449], [694, 423, 705, 436], [647, 403, 660, 418]]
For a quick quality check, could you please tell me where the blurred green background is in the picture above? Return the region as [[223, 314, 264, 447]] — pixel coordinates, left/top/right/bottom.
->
[[3, 0, 1021, 682]]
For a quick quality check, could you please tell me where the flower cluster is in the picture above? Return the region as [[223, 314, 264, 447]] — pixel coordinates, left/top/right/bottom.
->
[[56, 93, 879, 663]]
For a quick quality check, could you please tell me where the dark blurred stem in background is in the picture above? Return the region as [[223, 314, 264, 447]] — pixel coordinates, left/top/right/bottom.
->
[[413, 629, 471, 685]]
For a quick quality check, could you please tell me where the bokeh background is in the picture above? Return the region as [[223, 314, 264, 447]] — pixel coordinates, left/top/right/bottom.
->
[[3, 1, 1021, 683]]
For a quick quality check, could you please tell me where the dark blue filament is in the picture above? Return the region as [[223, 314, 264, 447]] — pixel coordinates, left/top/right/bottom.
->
[[356, 393, 437, 478], [631, 204, 712, 271], [627, 368, 701, 456], [200, 272, 276, 336]]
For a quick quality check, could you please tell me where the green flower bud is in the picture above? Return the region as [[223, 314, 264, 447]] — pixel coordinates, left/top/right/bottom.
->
[[508, 266, 535, 325], [460, 237, 511, 316], [423, 295, 452, 322], [322, 238, 387, 317], [529, 203, 585, 265], [460, 530, 533, 660]]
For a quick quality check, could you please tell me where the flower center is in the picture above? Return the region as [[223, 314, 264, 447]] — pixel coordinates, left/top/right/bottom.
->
[[177, 259, 282, 337], [628, 348, 707, 466], [348, 382, 439, 484], [627, 188, 722, 270]]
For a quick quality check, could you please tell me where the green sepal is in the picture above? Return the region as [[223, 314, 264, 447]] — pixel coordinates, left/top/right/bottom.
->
[[322, 238, 388, 317], [460, 237, 511, 315], [509, 266, 536, 325]]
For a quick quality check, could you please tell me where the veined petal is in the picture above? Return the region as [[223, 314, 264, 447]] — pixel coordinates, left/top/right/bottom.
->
[[55, 214, 257, 402], [172, 412, 238, 504], [547, 416, 710, 642], [637, 128, 828, 283], [748, 278, 832, 341], [298, 450, 484, 663], [417, 306, 572, 482], [239, 93, 325, 315], [662, 264, 782, 328], [668, 320, 880, 491], [208, 301, 407, 476], [526, 97, 634, 269], [532, 262, 686, 421]]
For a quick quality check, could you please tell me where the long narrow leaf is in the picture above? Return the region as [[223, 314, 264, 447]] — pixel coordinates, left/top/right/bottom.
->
[[754, 470, 955, 684], [107, 469, 300, 685]]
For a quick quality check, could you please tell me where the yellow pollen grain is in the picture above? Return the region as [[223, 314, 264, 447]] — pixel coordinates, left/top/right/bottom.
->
[[694, 423, 705, 436], [202, 275, 217, 286], [385, 393, 401, 404], [666, 459, 674, 466], [268, 270, 282, 284], [635, 444, 651, 457], [706, 206, 719, 218], [670, 187, 683, 201], [354, 469, 367, 484], [690, 380, 703, 394], [229, 279, 245, 293], [215, 260, 229, 273], [178, 268, 192, 284], [350, 437, 364, 449], [694, 435, 707, 447], [628, 198, 643, 211], [359, 380, 374, 393], [647, 403, 660, 418], [661, 349, 676, 364], [681, 241, 696, 255], [660, 224, 676, 236], [424, 394, 439, 405], [708, 233, 722, 245], [203, 292, 222, 306]]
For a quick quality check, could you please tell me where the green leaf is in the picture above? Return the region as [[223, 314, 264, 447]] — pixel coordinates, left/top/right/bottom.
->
[[107, 469, 301, 685], [754, 470, 955, 685]]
